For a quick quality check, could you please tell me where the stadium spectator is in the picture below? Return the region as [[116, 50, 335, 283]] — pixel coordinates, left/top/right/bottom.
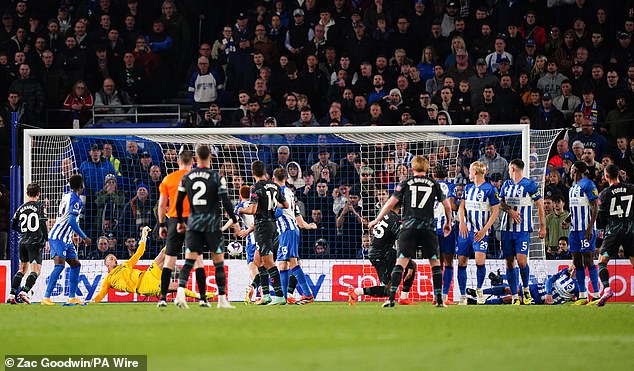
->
[[196, 102, 225, 127], [94, 174, 126, 236], [571, 118, 608, 159], [119, 183, 155, 243], [548, 139, 571, 170], [58, 35, 87, 86], [188, 56, 222, 113], [531, 93, 566, 130], [335, 186, 363, 259], [519, 11, 546, 49], [292, 105, 318, 127], [94, 78, 134, 123], [552, 80, 580, 122], [478, 142, 508, 180], [9, 63, 43, 118], [603, 94, 634, 147], [62, 80, 94, 127]]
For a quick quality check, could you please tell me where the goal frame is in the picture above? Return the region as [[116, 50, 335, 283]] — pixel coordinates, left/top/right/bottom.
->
[[23, 125, 531, 188]]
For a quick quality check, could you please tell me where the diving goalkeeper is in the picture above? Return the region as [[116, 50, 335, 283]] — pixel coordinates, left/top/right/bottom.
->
[[93, 227, 212, 303]]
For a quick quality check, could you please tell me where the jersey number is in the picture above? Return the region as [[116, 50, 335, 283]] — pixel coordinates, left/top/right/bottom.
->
[[373, 220, 389, 239], [19, 213, 39, 233], [609, 195, 633, 217], [192, 181, 207, 205], [267, 190, 277, 211], [410, 186, 432, 208]]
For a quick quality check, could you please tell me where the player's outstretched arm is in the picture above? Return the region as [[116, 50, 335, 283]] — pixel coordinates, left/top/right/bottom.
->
[[125, 226, 150, 268], [93, 276, 112, 303], [296, 214, 317, 229], [458, 201, 468, 238], [535, 198, 546, 239], [442, 198, 452, 237], [239, 203, 257, 215], [157, 193, 168, 239], [68, 213, 90, 245], [221, 193, 239, 224], [368, 196, 399, 230]]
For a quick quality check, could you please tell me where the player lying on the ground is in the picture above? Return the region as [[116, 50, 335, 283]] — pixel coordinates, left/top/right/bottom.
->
[[465, 265, 579, 305], [348, 203, 418, 305], [93, 227, 212, 303]]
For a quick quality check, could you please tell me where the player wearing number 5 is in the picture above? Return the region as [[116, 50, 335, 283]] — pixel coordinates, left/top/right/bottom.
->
[[564, 161, 601, 305], [595, 164, 634, 306], [7, 183, 48, 304], [456, 161, 500, 305], [369, 155, 452, 307], [499, 159, 546, 305]]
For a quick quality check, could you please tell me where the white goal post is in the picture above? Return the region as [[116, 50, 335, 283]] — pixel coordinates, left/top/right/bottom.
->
[[22, 125, 562, 303]]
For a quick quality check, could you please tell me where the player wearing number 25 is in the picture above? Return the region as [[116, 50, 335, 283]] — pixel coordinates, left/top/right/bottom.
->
[[7, 182, 48, 304]]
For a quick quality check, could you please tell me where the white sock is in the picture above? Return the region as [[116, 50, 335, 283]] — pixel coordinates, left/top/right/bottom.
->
[[354, 288, 364, 296], [400, 291, 409, 300], [579, 291, 587, 299], [442, 294, 448, 303], [218, 295, 228, 304], [512, 294, 519, 301]]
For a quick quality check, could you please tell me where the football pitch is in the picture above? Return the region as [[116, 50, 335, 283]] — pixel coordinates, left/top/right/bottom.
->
[[1, 302, 633, 370]]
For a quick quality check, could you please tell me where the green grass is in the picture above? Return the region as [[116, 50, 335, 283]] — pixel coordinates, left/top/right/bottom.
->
[[1, 302, 633, 370]]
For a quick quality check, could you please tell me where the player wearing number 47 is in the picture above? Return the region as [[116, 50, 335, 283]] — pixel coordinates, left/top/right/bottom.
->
[[7, 183, 48, 304]]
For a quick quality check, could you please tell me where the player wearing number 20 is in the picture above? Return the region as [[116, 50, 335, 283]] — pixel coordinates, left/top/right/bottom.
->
[[566, 161, 601, 305], [595, 164, 634, 306], [369, 155, 452, 307], [457, 161, 500, 305], [499, 159, 546, 305], [7, 182, 48, 304]]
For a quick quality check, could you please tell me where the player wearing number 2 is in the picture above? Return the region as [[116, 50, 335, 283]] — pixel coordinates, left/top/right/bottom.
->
[[595, 164, 634, 306], [499, 159, 546, 305], [565, 161, 601, 305], [7, 183, 48, 304], [369, 155, 452, 308], [456, 161, 500, 305]]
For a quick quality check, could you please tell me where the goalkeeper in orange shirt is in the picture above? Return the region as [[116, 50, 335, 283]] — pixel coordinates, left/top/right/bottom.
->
[[93, 227, 212, 303]]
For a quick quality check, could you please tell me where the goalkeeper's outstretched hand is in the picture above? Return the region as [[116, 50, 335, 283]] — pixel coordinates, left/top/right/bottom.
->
[[141, 226, 151, 242]]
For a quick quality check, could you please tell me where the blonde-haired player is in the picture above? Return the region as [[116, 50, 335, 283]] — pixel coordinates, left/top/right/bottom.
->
[[369, 155, 452, 307], [93, 227, 211, 303], [456, 160, 500, 304]]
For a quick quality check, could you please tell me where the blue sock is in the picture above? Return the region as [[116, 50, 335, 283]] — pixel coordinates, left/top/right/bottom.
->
[[279, 269, 289, 299], [520, 265, 530, 288], [68, 265, 80, 299], [291, 266, 312, 297], [476, 265, 486, 289], [457, 266, 467, 295], [576, 266, 587, 293], [442, 266, 453, 295], [484, 285, 508, 296], [486, 298, 504, 305], [507, 267, 517, 295], [587, 264, 599, 294], [44, 264, 64, 298]]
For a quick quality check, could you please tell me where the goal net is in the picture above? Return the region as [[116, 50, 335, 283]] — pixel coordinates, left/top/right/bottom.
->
[[22, 126, 562, 303]]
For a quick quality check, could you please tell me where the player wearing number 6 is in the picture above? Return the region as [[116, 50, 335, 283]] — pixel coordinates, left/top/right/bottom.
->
[[595, 164, 634, 306], [565, 161, 601, 305], [368, 155, 452, 307], [456, 161, 500, 305], [499, 159, 546, 305], [7, 183, 48, 304]]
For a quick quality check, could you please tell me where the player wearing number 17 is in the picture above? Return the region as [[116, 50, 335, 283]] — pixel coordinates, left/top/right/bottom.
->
[[7, 183, 48, 304], [595, 164, 634, 306], [565, 161, 601, 305], [173, 144, 239, 309], [499, 159, 546, 305], [368, 155, 452, 308], [456, 161, 500, 305]]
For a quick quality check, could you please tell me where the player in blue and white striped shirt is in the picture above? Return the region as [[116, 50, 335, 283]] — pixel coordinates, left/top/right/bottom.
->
[[499, 159, 546, 305], [471, 266, 579, 305], [433, 164, 458, 304], [565, 161, 600, 304], [41, 174, 91, 306], [457, 161, 500, 305], [273, 168, 317, 304], [232, 185, 258, 303]]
